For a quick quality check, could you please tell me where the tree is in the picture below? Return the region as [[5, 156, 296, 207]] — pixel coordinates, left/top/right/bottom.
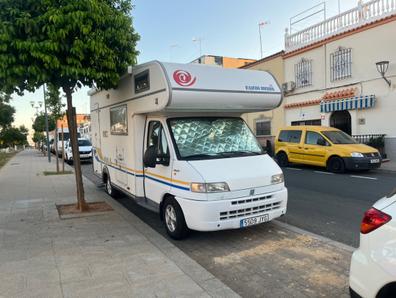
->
[[32, 114, 56, 133], [0, 102, 15, 131], [0, 127, 27, 148], [32, 131, 45, 146], [46, 83, 64, 121], [0, 0, 139, 211]]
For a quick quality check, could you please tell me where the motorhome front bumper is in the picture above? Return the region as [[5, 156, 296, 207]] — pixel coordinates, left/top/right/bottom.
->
[[175, 187, 287, 231]]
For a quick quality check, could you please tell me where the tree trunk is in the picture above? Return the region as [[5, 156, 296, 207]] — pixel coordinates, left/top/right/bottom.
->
[[64, 88, 88, 211], [55, 129, 59, 172]]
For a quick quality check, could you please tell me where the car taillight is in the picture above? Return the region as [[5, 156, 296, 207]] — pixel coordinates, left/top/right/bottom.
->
[[360, 208, 392, 234]]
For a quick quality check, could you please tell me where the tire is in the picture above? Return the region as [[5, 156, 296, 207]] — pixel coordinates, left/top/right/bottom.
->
[[104, 174, 119, 198], [327, 156, 345, 173], [276, 151, 289, 167], [163, 198, 189, 240]]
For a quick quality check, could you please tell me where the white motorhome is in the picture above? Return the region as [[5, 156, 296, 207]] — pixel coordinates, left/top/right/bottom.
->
[[51, 127, 80, 156], [90, 61, 287, 239]]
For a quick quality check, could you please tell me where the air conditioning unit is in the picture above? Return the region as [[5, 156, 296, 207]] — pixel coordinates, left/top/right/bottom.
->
[[282, 81, 296, 93]]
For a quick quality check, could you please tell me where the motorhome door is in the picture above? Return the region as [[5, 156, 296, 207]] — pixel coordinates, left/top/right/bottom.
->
[[143, 120, 172, 205]]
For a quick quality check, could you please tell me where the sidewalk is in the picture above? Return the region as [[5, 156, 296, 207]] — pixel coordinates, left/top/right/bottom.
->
[[0, 150, 238, 297], [377, 159, 396, 173]]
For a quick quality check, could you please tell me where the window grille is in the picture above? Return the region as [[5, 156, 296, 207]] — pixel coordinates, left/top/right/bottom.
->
[[330, 47, 352, 81], [295, 58, 312, 88], [255, 120, 271, 136]]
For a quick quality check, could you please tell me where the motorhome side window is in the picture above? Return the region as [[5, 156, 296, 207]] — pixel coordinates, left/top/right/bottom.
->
[[147, 121, 169, 158], [110, 105, 128, 135], [134, 70, 150, 94]]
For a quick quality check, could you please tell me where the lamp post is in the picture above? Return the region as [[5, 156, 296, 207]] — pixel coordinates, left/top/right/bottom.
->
[[192, 37, 203, 57], [30, 84, 51, 162], [258, 21, 270, 58]]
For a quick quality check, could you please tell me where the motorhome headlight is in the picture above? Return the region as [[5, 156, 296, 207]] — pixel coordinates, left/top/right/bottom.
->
[[190, 182, 230, 193], [351, 152, 364, 158], [271, 173, 284, 184]]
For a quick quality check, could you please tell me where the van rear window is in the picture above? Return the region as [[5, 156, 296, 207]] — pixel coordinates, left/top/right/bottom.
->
[[278, 130, 302, 143]]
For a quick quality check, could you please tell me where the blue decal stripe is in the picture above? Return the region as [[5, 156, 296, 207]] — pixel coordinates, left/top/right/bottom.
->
[[94, 153, 189, 191], [144, 175, 190, 191]]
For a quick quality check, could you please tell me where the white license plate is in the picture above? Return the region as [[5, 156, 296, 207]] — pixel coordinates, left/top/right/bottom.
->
[[240, 214, 269, 228], [370, 159, 380, 163]]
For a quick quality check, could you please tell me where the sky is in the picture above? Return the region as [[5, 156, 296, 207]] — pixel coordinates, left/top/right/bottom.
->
[[11, 0, 359, 137]]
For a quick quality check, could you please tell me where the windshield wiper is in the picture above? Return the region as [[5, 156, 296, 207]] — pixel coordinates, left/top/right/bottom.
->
[[183, 153, 221, 160], [219, 150, 262, 156]]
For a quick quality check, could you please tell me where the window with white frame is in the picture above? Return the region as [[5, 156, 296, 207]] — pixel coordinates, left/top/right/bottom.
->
[[295, 58, 312, 88], [110, 105, 128, 135], [255, 119, 271, 136], [330, 47, 352, 81]]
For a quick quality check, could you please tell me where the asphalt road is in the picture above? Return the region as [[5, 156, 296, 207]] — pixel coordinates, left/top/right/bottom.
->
[[80, 162, 395, 248], [279, 164, 395, 247]]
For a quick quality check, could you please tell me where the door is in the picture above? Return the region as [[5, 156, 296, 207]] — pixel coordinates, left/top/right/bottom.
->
[[143, 120, 172, 205], [279, 130, 304, 163], [92, 103, 103, 173], [330, 110, 351, 135], [302, 131, 328, 166]]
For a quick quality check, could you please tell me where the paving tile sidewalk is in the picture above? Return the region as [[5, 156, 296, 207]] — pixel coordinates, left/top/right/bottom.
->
[[377, 159, 396, 173], [0, 150, 238, 298]]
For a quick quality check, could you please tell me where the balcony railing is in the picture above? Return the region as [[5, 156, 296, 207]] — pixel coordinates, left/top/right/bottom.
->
[[285, 0, 396, 52]]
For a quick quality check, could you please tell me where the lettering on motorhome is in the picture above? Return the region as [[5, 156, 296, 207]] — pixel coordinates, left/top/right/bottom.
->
[[245, 85, 275, 92]]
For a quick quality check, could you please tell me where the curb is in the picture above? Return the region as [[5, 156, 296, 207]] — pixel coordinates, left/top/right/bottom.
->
[[273, 220, 356, 253]]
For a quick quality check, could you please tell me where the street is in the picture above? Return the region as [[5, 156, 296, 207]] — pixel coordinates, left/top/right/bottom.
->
[[81, 162, 395, 248]]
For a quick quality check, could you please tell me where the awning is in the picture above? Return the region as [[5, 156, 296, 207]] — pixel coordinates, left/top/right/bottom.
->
[[320, 95, 376, 113]]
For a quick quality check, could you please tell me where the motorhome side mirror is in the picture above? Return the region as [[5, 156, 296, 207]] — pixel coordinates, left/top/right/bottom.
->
[[143, 146, 157, 168], [317, 138, 326, 146]]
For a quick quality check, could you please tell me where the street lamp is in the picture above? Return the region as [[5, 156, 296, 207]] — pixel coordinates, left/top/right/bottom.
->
[[31, 84, 51, 162], [258, 21, 270, 59], [192, 37, 203, 57], [376, 61, 391, 86]]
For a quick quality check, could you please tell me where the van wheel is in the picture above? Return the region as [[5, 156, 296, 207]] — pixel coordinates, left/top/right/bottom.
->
[[327, 156, 345, 173], [163, 198, 189, 240], [105, 175, 119, 198], [276, 152, 289, 167]]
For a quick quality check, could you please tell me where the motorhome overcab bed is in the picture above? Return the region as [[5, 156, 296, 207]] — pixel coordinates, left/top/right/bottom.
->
[[90, 61, 288, 239]]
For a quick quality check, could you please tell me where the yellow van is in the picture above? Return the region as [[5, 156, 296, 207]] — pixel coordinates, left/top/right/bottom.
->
[[274, 126, 381, 173]]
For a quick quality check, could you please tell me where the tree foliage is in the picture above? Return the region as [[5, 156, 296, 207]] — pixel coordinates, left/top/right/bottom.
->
[[0, 92, 11, 103], [0, 102, 15, 130], [32, 131, 45, 144], [46, 83, 64, 120], [0, 0, 140, 94], [0, 127, 27, 147], [32, 113, 56, 132]]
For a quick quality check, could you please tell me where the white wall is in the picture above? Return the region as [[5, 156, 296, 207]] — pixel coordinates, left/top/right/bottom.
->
[[283, 20, 396, 137]]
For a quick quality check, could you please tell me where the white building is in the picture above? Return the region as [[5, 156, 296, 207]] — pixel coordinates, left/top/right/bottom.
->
[[283, 0, 396, 159]]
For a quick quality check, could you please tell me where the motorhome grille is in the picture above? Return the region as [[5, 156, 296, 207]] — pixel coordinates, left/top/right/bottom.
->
[[219, 201, 281, 221], [231, 195, 273, 205], [79, 151, 91, 154]]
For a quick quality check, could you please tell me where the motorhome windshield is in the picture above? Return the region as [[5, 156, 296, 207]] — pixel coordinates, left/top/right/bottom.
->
[[168, 117, 263, 160]]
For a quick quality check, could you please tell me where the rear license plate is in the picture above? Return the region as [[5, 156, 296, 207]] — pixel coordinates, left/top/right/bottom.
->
[[240, 214, 269, 228], [370, 159, 380, 163]]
